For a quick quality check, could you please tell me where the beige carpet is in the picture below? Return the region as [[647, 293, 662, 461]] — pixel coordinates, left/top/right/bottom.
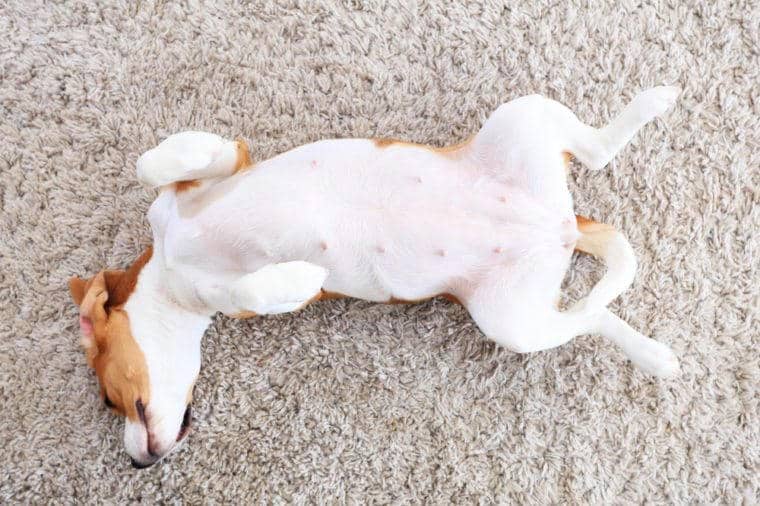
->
[[1, 0, 758, 503]]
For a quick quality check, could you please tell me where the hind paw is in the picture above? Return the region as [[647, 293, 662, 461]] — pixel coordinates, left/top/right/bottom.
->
[[631, 86, 680, 120], [633, 337, 680, 378]]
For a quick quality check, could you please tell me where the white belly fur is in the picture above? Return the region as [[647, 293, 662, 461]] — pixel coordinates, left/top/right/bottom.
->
[[152, 137, 576, 305]]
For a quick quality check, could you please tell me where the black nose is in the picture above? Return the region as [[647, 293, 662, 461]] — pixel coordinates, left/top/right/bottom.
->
[[131, 457, 155, 469]]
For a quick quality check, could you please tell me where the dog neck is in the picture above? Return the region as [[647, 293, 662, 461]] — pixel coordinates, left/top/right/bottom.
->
[[125, 251, 212, 341]]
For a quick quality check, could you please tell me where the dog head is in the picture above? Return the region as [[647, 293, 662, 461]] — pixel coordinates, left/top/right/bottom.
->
[[69, 248, 207, 468]]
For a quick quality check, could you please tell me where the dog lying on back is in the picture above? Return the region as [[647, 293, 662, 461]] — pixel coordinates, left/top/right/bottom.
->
[[69, 86, 680, 468]]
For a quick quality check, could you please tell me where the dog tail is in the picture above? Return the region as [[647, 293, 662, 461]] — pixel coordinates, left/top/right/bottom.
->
[[573, 216, 679, 377]]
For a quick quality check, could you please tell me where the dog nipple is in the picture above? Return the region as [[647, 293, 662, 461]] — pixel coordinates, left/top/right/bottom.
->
[[376, 245, 386, 253], [320, 241, 328, 251], [493, 246, 502, 254], [436, 249, 446, 257], [311, 160, 318, 168]]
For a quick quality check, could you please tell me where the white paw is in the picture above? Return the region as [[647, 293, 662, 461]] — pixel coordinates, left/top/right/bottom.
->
[[136, 131, 237, 187], [630, 338, 680, 378], [231, 262, 328, 315], [631, 86, 680, 120]]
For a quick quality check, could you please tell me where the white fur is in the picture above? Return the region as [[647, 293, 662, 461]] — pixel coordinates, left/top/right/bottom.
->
[[122, 86, 680, 465], [136, 131, 239, 187], [231, 262, 328, 314]]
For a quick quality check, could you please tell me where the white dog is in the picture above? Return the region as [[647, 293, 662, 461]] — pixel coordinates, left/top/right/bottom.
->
[[69, 86, 680, 468]]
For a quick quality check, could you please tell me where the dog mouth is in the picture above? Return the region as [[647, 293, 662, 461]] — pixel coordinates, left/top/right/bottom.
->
[[176, 405, 191, 442]]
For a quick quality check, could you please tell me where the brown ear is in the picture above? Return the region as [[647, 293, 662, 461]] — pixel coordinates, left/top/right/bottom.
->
[[69, 270, 128, 363], [80, 272, 109, 319], [72, 271, 124, 347], [69, 277, 88, 306]]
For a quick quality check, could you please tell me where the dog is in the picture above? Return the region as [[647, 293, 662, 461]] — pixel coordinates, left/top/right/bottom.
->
[[69, 86, 680, 468]]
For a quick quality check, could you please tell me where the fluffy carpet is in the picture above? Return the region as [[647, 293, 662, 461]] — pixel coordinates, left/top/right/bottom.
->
[[1, 0, 757, 503]]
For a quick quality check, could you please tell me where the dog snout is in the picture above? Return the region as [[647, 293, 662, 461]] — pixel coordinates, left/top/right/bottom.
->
[[125, 401, 193, 468], [130, 456, 157, 469]]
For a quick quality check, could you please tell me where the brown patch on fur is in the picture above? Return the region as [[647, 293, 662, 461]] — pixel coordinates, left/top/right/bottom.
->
[[387, 296, 415, 304], [318, 290, 347, 301], [562, 151, 573, 175], [233, 138, 253, 173], [174, 180, 201, 193], [373, 136, 473, 157], [229, 310, 258, 319], [575, 215, 616, 257], [68, 248, 154, 421], [373, 138, 405, 148], [106, 248, 154, 306], [94, 308, 150, 421]]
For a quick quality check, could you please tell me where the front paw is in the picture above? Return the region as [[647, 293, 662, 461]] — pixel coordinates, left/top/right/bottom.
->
[[136, 131, 236, 187], [231, 262, 328, 314]]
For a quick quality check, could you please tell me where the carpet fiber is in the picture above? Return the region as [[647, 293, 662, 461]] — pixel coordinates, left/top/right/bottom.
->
[[1, 0, 758, 503]]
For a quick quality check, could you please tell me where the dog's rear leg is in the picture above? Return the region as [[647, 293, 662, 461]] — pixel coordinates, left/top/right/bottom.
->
[[593, 308, 679, 377], [553, 86, 679, 170], [136, 131, 252, 188]]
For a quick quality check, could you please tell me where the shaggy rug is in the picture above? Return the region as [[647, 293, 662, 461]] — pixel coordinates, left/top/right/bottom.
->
[[1, 0, 757, 503]]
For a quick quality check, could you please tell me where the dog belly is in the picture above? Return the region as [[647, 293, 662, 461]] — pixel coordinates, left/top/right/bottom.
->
[[159, 138, 577, 304]]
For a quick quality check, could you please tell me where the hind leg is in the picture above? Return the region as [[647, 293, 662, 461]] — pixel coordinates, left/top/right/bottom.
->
[[465, 256, 679, 377], [550, 86, 680, 170], [463, 261, 593, 354]]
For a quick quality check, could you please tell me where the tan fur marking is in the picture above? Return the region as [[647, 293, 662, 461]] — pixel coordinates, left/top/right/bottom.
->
[[174, 180, 201, 193], [373, 138, 405, 148], [373, 136, 473, 157], [69, 248, 154, 421], [229, 310, 258, 319], [562, 151, 573, 175], [233, 138, 253, 173], [575, 215, 616, 257], [107, 248, 154, 306], [95, 309, 150, 421], [318, 290, 347, 301]]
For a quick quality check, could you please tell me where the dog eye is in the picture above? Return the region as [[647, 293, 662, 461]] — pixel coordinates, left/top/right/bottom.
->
[[104, 395, 115, 408]]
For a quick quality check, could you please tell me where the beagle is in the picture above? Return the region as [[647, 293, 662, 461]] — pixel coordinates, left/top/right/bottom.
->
[[69, 86, 680, 468]]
